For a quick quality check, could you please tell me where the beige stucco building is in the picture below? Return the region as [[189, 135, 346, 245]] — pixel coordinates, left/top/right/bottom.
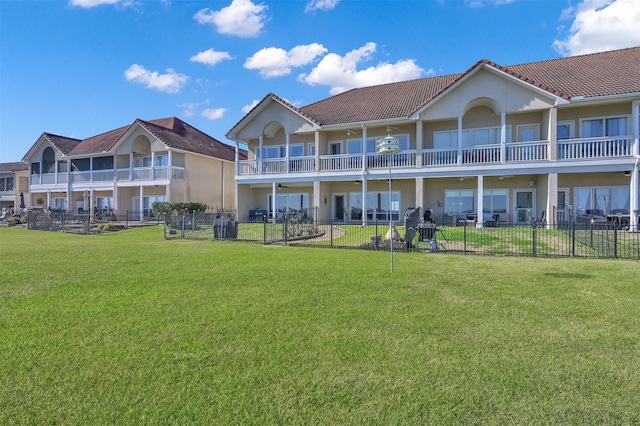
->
[[227, 47, 640, 229], [21, 117, 245, 219]]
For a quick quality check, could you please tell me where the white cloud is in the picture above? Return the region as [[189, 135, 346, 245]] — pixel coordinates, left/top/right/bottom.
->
[[244, 43, 328, 78], [194, 0, 268, 38], [305, 0, 339, 12], [553, 0, 640, 56], [124, 64, 188, 94], [202, 108, 227, 120], [190, 49, 232, 67], [298, 42, 427, 95], [241, 100, 260, 114]]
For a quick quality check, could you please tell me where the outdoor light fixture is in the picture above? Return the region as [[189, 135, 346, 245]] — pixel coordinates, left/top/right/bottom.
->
[[376, 132, 401, 273]]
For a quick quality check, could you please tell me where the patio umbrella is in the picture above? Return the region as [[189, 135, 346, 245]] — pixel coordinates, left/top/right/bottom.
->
[[83, 190, 89, 211], [19, 192, 25, 209]]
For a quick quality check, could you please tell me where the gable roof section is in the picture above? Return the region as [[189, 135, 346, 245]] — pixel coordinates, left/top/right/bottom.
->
[[42, 117, 244, 161], [0, 162, 28, 173], [226, 93, 319, 139], [137, 117, 244, 162], [294, 46, 640, 126]]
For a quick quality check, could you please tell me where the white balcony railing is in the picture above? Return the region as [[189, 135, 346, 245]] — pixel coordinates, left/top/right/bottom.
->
[[320, 154, 363, 171], [462, 145, 503, 164], [236, 136, 636, 176], [506, 140, 548, 162], [558, 136, 634, 160], [422, 148, 458, 166], [366, 150, 416, 169], [289, 156, 316, 173], [114, 166, 185, 181]]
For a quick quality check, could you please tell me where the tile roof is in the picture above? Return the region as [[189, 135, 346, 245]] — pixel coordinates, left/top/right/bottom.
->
[[49, 117, 244, 161], [297, 46, 640, 126], [0, 161, 28, 173], [42, 133, 82, 155]]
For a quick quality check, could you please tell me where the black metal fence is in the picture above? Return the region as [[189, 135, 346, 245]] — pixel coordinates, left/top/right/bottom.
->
[[25, 209, 161, 234], [164, 214, 640, 260]]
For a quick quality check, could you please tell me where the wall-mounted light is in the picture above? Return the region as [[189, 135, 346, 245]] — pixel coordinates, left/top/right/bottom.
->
[[624, 171, 631, 176], [529, 179, 535, 187]]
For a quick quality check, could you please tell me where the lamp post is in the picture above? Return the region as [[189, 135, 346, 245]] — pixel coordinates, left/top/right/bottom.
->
[[376, 132, 401, 272]]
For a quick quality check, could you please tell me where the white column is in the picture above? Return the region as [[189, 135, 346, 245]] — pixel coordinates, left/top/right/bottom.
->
[[271, 181, 277, 222], [285, 132, 290, 173], [457, 116, 463, 165], [361, 178, 368, 226], [547, 107, 557, 161], [415, 177, 424, 216], [416, 120, 423, 167], [500, 112, 506, 164], [476, 175, 484, 228], [47, 190, 51, 209], [129, 153, 134, 181], [314, 131, 320, 172], [361, 125, 368, 171], [546, 173, 558, 226], [139, 186, 144, 222], [259, 135, 264, 174], [313, 180, 321, 223], [234, 141, 239, 174]]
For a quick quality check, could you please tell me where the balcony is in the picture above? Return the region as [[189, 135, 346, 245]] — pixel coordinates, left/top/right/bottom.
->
[[30, 166, 186, 188], [236, 136, 636, 177], [558, 136, 634, 160]]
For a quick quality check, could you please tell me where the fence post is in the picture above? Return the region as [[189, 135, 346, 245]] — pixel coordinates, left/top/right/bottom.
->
[[571, 221, 576, 257], [263, 221, 267, 245], [532, 226, 537, 257], [613, 224, 618, 258], [463, 220, 467, 254], [181, 215, 185, 239]]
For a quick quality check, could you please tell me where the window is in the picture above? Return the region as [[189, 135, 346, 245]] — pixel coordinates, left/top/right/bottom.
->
[[557, 121, 574, 140], [94, 156, 114, 170], [434, 127, 511, 149], [0, 177, 13, 192], [366, 135, 409, 153], [581, 116, 628, 138], [445, 190, 475, 214], [347, 139, 362, 154], [349, 191, 363, 220], [96, 197, 113, 211], [290, 144, 304, 157], [31, 163, 40, 175], [134, 156, 152, 167], [268, 193, 309, 218], [258, 145, 286, 159], [574, 186, 630, 215], [308, 143, 316, 156], [367, 191, 401, 221], [329, 141, 342, 155], [155, 155, 168, 166], [72, 158, 91, 171], [483, 189, 507, 213], [517, 124, 539, 142], [57, 161, 68, 173], [53, 197, 67, 209]]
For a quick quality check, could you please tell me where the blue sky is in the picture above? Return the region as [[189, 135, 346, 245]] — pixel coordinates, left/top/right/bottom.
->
[[1, 0, 638, 163]]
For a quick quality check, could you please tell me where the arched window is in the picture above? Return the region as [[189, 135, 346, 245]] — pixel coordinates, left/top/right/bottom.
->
[[42, 147, 55, 174]]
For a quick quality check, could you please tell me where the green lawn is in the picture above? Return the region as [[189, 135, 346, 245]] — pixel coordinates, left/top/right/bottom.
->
[[1, 226, 639, 424]]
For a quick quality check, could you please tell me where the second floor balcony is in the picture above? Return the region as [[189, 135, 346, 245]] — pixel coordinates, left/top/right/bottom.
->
[[30, 165, 186, 187], [237, 135, 636, 177]]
